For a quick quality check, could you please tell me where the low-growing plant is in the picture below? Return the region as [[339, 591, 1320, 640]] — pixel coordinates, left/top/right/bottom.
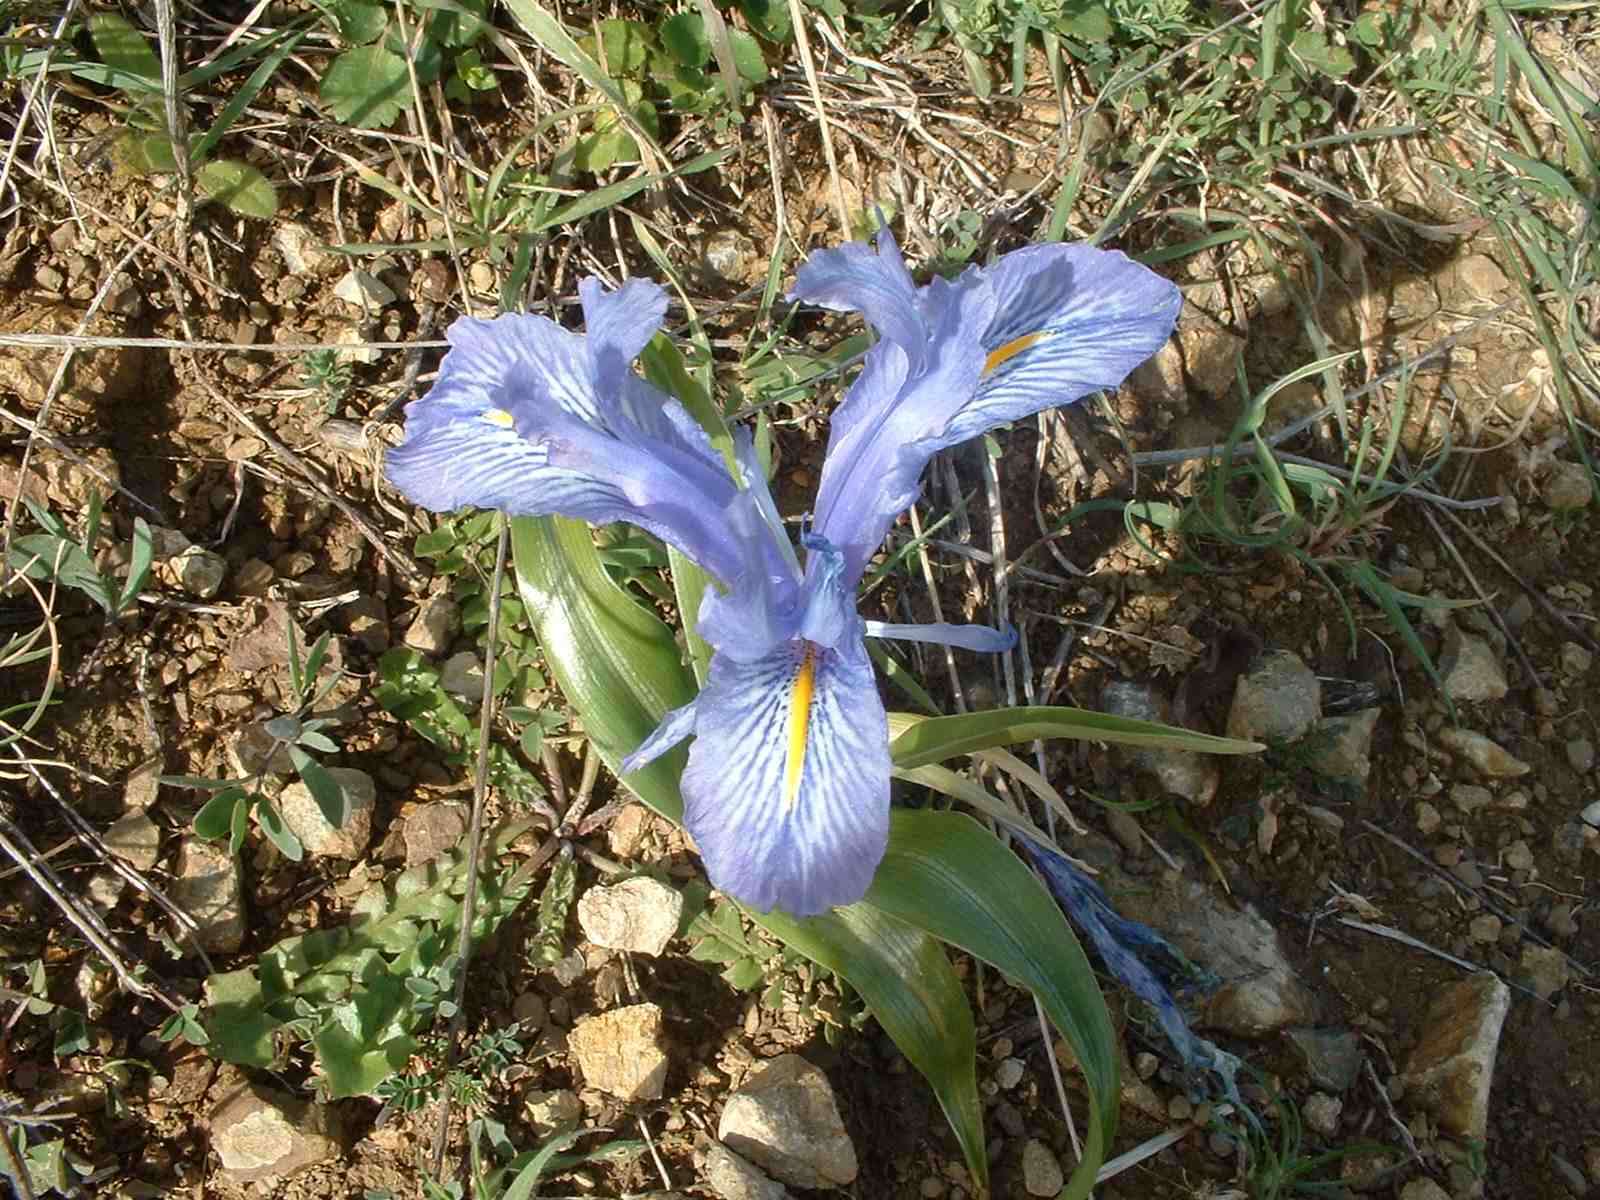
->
[[407, 1116, 641, 1200], [171, 624, 354, 862], [5, 493, 153, 623], [76, 12, 287, 219], [316, 0, 495, 130], [374, 1026, 523, 1118], [300, 349, 354, 416], [201, 822, 535, 1097]]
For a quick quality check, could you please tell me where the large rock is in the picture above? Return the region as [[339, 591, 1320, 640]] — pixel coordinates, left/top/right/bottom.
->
[[568, 1003, 670, 1100], [702, 1142, 790, 1200], [278, 767, 375, 859], [577, 877, 683, 956], [718, 1055, 858, 1190], [1116, 871, 1317, 1036], [1402, 972, 1510, 1141], [172, 837, 245, 953], [1287, 1027, 1364, 1093], [1439, 627, 1508, 703], [210, 1081, 341, 1184], [1099, 680, 1220, 804], [1226, 650, 1321, 743]]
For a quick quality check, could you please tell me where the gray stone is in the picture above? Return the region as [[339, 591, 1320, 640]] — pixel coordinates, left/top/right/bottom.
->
[[576, 877, 684, 957], [1438, 627, 1508, 703], [278, 767, 375, 859], [1104, 808, 1145, 856], [1022, 1139, 1064, 1197], [1287, 1027, 1364, 1093], [1099, 680, 1220, 804], [1517, 944, 1569, 1002], [1226, 650, 1321, 744], [210, 1081, 341, 1184], [403, 593, 460, 655], [104, 809, 160, 871], [1400, 1179, 1450, 1200], [718, 1054, 857, 1189], [1302, 1092, 1342, 1136], [85, 870, 125, 913], [332, 268, 396, 309], [439, 650, 485, 699], [1543, 461, 1593, 510], [123, 757, 162, 812], [173, 546, 226, 599], [403, 803, 466, 866], [1416, 802, 1442, 834], [272, 223, 329, 276], [227, 720, 295, 776], [994, 1057, 1025, 1090], [569, 1002, 670, 1100], [523, 1088, 581, 1134], [1567, 738, 1595, 774], [1582, 799, 1600, 829], [703, 1142, 790, 1200], [1309, 708, 1380, 786], [172, 837, 244, 953], [1451, 784, 1494, 816], [1402, 972, 1510, 1141], [1116, 871, 1317, 1036], [1560, 641, 1594, 678], [1437, 728, 1530, 778]]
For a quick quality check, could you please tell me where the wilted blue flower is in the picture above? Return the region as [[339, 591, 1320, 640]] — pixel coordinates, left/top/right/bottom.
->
[[387, 232, 1180, 917], [1021, 835, 1246, 1109]]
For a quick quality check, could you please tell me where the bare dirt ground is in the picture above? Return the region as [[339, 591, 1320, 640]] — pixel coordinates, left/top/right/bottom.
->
[[1, 10, 1598, 1200]]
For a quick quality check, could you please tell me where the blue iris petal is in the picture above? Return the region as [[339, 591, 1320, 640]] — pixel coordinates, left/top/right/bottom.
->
[[628, 628, 891, 916], [792, 231, 1181, 596], [1022, 837, 1245, 1108], [864, 620, 1017, 653], [385, 280, 791, 596]]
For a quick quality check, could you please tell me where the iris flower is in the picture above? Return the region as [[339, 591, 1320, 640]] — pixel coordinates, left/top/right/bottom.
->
[[387, 231, 1180, 916]]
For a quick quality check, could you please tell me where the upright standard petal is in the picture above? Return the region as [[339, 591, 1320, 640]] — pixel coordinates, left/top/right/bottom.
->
[[794, 232, 1180, 590], [680, 629, 891, 916], [385, 281, 793, 595], [787, 226, 927, 364], [807, 282, 996, 586]]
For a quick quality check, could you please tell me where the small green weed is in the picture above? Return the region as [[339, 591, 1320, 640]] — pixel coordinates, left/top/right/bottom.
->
[[300, 349, 353, 416], [5, 493, 153, 622], [170, 624, 352, 862], [200, 823, 535, 1097], [403, 1116, 641, 1200], [78, 12, 285, 218], [316, 0, 494, 129], [374, 1026, 523, 1117]]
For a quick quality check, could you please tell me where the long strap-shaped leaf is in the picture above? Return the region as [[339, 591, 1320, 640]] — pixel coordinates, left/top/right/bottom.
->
[[511, 513, 1123, 1196]]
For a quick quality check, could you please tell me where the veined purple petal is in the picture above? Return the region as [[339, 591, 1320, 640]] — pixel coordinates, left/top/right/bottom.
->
[[620, 696, 700, 774], [681, 631, 890, 916], [808, 280, 997, 586], [941, 243, 1181, 446], [385, 285, 796, 599], [864, 620, 1016, 653], [787, 226, 927, 363]]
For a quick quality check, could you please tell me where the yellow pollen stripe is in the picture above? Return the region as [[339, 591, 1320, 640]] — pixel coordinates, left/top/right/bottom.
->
[[982, 331, 1045, 377], [783, 644, 818, 809], [483, 407, 515, 428]]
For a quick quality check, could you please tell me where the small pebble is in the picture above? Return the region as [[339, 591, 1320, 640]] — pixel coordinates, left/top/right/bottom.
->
[[1567, 738, 1595, 774], [1416, 803, 1442, 834], [994, 1058, 1025, 1090], [1469, 915, 1503, 943]]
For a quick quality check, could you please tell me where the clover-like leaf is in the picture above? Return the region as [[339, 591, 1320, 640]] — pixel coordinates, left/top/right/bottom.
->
[[197, 159, 280, 220], [321, 45, 409, 129]]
